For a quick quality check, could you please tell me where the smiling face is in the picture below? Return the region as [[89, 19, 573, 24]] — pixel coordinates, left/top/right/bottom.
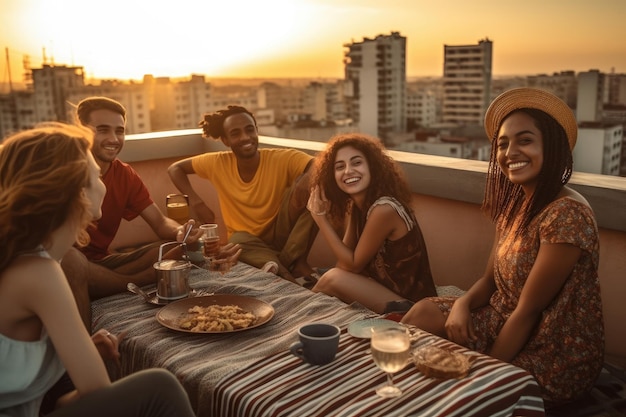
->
[[333, 145, 371, 204], [496, 111, 544, 196], [222, 112, 259, 160], [87, 108, 125, 170]]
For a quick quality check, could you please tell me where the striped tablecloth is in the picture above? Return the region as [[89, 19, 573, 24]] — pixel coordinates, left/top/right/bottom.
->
[[213, 328, 546, 417], [91, 262, 374, 417], [92, 262, 545, 417]]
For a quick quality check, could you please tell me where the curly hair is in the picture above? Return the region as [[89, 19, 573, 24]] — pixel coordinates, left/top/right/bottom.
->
[[198, 105, 257, 140], [310, 133, 413, 225], [74, 96, 126, 126], [483, 108, 573, 232], [0, 122, 95, 272]]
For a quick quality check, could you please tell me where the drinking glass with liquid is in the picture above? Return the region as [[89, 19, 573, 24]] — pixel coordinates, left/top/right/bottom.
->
[[166, 194, 189, 225], [199, 223, 235, 274], [370, 326, 410, 398], [200, 223, 219, 261]]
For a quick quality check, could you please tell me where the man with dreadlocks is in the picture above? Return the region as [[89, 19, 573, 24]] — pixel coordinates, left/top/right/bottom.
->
[[168, 106, 318, 284]]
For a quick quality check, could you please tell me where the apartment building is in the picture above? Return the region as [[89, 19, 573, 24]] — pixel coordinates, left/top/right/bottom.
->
[[66, 80, 152, 134], [167, 74, 213, 131], [406, 88, 438, 128], [576, 122, 623, 175], [0, 90, 36, 138], [577, 70, 605, 122], [442, 38, 492, 126], [257, 82, 305, 123], [325, 80, 350, 124], [31, 64, 84, 123], [607, 71, 626, 105], [527, 70, 578, 108], [343, 32, 406, 143]]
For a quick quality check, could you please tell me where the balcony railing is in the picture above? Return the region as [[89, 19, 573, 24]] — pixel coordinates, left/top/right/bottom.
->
[[114, 129, 626, 369]]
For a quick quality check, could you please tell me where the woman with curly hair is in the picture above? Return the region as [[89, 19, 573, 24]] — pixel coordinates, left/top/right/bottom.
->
[[307, 133, 436, 314]]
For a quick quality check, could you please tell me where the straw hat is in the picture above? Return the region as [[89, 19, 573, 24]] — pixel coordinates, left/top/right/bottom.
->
[[484, 87, 578, 149]]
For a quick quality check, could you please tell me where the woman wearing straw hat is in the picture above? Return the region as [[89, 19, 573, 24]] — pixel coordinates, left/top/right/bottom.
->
[[402, 88, 604, 405]]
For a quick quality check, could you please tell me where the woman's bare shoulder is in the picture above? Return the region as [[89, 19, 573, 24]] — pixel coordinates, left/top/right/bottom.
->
[[1, 256, 66, 302]]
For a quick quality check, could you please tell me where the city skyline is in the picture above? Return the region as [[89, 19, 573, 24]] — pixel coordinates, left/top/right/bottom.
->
[[1, 0, 626, 84]]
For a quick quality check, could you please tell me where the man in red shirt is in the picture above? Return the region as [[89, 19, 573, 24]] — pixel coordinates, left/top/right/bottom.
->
[[61, 96, 201, 330]]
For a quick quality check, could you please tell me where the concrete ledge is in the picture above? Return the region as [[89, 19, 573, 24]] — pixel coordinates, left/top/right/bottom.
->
[[123, 129, 626, 232]]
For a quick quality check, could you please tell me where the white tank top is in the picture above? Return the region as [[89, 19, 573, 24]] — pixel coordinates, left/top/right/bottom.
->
[[0, 247, 66, 417]]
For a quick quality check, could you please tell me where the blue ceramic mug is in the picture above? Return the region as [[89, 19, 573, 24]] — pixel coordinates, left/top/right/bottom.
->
[[290, 323, 340, 365]]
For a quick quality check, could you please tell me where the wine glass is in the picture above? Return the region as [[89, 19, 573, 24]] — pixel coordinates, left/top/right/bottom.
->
[[370, 326, 410, 398]]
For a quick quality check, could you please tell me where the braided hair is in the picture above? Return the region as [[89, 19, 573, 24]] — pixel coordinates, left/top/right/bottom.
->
[[482, 108, 573, 233], [198, 106, 257, 140]]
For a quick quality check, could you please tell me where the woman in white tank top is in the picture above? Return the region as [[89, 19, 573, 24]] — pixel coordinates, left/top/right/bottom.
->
[[0, 123, 194, 417]]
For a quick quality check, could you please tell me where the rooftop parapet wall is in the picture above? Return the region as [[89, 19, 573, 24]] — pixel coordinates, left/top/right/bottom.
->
[[120, 130, 626, 232]]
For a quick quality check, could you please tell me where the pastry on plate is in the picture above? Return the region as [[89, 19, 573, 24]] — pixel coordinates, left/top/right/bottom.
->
[[412, 346, 473, 379]]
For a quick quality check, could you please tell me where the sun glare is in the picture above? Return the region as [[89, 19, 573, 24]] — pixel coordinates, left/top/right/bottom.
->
[[3, 0, 626, 81], [13, 0, 311, 80]]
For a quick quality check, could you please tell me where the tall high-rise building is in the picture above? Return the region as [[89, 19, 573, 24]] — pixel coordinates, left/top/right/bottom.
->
[[343, 32, 406, 143], [442, 38, 492, 126]]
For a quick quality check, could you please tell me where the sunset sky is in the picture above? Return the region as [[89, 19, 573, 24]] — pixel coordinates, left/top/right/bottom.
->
[[1, 0, 626, 83]]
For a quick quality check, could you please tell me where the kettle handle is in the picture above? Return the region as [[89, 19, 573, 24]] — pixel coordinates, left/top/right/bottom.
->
[[158, 241, 183, 262]]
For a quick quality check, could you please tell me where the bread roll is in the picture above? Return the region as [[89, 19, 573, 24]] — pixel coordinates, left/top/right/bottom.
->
[[413, 346, 472, 379]]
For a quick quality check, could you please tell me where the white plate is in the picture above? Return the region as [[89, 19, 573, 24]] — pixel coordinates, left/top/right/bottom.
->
[[347, 318, 403, 339]]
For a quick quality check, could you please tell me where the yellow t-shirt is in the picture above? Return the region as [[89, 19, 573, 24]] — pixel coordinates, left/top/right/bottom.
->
[[191, 148, 312, 238]]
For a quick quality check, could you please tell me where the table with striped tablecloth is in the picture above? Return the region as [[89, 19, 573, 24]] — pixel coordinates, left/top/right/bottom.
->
[[212, 327, 546, 417], [92, 262, 545, 417]]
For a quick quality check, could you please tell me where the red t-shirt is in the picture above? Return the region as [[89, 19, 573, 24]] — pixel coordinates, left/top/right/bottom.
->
[[81, 159, 153, 260]]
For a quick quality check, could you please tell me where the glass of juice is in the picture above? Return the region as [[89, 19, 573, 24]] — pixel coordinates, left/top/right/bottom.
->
[[166, 194, 189, 225]]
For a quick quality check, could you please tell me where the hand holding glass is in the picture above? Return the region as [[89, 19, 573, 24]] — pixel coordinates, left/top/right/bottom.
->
[[370, 326, 410, 398], [199, 224, 236, 273], [199, 224, 219, 265]]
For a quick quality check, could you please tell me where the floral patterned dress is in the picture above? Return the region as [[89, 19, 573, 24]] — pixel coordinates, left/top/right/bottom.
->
[[362, 197, 437, 302], [429, 197, 604, 404]]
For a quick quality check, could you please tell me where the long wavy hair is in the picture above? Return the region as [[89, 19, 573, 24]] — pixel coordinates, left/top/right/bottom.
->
[[0, 123, 95, 272], [482, 108, 573, 232], [311, 133, 413, 226]]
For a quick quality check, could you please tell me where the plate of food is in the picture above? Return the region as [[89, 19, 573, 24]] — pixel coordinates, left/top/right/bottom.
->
[[347, 318, 404, 339], [156, 294, 275, 334]]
